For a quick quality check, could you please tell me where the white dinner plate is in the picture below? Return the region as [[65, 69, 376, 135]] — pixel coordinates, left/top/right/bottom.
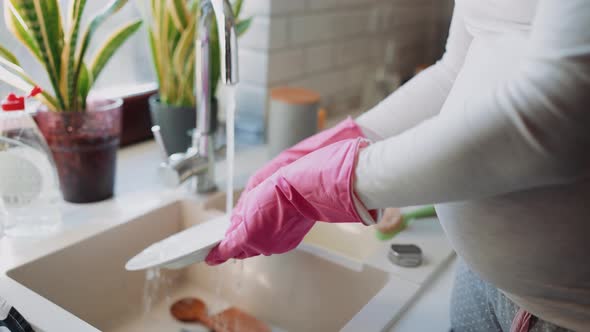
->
[[125, 214, 231, 271]]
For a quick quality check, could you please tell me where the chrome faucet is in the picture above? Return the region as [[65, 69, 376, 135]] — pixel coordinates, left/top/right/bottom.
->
[[153, 0, 239, 193]]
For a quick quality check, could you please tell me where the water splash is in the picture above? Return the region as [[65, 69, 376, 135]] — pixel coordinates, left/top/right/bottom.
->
[[142, 268, 161, 315]]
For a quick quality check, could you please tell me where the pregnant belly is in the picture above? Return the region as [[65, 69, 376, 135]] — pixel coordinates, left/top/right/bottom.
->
[[437, 180, 590, 330], [437, 33, 590, 330]]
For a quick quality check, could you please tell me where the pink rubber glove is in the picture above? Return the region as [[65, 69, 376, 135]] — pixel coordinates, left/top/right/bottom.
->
[[206, 138, 377, 265], [243, 117, 365, 193]]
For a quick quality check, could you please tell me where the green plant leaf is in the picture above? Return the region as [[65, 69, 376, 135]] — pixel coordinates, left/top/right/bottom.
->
[[0, 62, 33, 91], [167, 0, 189, 30], [0, 55, 26, 74], [168, 13, 182, 48], [159, 7, 175, 103], [8, 0, 65, 109], [182, 47, 196, 106], [233, 0, 244, 17], [148, 28, 163, 91], [72, 0, 131, 111], [61, 0, 87, 110], [89, 20, 142, 82], [12, 0, 63, 77], [78, 62, 93, 110], [0, 45, 20, 66], [14, 0, 63, 88], [150, 0, 158, 24], [3, 1, 42, 63], [147, 0, 200, 106], [172, 16, 195, 85], [235, 17, 252, 37], [39, 0, 64, 75], [188, 0, 199, 14], [150, 0, 169, 102]]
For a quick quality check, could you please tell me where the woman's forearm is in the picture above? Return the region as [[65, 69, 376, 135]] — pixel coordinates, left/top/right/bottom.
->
[[355, 0, 590, 209], [356, 7, 472, 139]]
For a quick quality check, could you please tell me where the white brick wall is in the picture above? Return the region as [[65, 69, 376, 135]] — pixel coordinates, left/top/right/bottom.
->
[[236, 0, 453, 126]]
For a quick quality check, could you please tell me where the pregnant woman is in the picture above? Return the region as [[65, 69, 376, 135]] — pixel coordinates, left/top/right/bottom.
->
[[207, 1, 590, 331]]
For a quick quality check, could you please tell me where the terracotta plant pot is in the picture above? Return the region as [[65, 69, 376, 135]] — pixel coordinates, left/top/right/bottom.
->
[[36, 99, 123, 203]]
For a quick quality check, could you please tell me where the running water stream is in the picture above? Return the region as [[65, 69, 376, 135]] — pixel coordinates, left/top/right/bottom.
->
[[225, 87, 236, 214], [221, 86, 245, 330], [141, 87, 245, 330], [224, 86, 245, 298]]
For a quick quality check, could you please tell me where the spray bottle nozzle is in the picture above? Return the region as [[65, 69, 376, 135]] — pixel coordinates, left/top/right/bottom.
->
[[29, 86, 42, 98], [1, 86, 42, 112]]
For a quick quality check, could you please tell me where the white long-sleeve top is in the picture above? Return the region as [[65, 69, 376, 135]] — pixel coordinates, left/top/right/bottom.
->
[[355, 0, 590, 330]]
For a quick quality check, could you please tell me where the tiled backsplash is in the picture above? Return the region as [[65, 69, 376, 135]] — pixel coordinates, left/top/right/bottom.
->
[[235, 0, 453, 123]]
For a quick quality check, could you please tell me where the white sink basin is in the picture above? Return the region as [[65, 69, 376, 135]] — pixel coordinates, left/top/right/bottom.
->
[[7, 196, 392, 332]]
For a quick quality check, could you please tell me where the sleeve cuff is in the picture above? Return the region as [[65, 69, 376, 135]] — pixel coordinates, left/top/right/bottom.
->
[[358, 124, 384, 142], [353, 193, 382, 225]]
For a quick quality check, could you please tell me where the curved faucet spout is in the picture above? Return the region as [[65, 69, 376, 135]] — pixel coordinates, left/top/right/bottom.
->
[[196, 0, 239, 137], [210, 0, 239, 85], [191, 0, 240, 193]]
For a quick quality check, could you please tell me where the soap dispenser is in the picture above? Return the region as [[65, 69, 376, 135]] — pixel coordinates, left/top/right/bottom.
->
[[0, 88, 61, 237]]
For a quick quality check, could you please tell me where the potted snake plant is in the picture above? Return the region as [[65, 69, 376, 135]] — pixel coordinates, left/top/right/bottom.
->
[[0, 0, 142, 203], [145, 0, 251, 155]]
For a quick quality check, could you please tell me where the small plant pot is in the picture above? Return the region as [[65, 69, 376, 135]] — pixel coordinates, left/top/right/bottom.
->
[[36, 99, 123, 203], [149, 95, 196, 155]]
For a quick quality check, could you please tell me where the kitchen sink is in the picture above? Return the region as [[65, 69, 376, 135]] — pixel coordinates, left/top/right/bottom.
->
[[7, 195, 392, 332]]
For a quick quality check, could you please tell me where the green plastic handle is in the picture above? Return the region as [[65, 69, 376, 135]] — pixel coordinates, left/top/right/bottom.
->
[[375, 206, 437, 241], [401, 205, 437, 222]]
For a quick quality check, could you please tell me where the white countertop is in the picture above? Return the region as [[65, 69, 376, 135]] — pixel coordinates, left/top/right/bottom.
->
[[1, 121, 456, 331]]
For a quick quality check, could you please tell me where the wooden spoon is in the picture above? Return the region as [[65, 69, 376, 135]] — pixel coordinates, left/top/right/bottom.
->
[[207, 307, 271, 332], [170, 297, 209, 324]]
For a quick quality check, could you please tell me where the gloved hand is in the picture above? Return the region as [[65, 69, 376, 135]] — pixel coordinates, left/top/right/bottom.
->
[[242, 117, 366, 195], [206, 138, 378, 265]]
